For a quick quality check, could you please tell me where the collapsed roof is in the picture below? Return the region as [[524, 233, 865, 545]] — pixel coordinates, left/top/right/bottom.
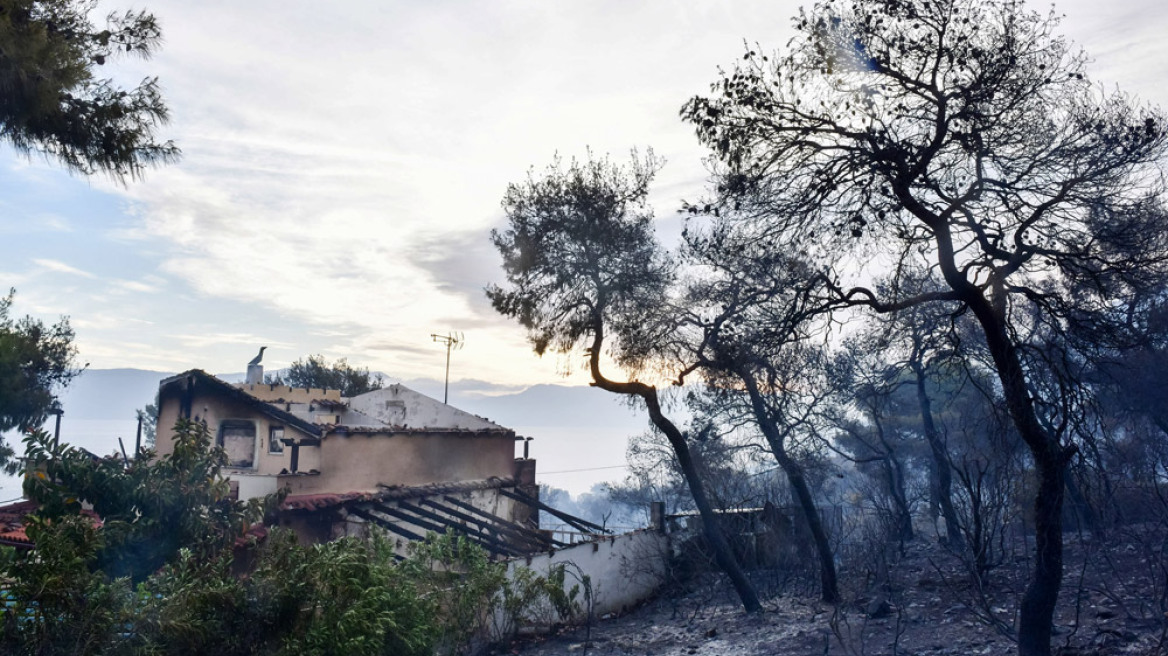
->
[[157, 370, 513, 438]]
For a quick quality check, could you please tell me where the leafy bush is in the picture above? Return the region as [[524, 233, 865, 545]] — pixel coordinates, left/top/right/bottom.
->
[[1, 420, 586, 654], [0, 514, 134, 656]]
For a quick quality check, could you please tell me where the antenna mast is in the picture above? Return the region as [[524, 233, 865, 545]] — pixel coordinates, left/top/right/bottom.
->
[[430, 332, 463, 404]]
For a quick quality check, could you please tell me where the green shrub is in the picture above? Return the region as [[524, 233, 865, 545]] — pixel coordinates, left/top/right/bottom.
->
[[2, 421, 589, 655]]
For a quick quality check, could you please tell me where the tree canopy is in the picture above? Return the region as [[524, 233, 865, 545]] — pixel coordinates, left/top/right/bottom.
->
[[22, 417, 267, 581], [488, 150, 671, 364], [0, 0, 178, 179], [488, 151, 763, 612], [0, 289, 79, 447], [269, 354, 385, 397]]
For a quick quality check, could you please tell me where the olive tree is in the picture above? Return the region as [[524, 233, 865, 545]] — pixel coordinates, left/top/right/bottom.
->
[[681, 0, 1168, 652]]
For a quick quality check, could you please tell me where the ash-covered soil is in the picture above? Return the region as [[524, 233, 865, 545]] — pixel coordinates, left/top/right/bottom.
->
[[499, 527, 1167, 656]]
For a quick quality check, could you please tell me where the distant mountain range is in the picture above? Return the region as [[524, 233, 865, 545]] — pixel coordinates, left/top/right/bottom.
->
[[53, 368, 647, 429], [52, 369, 172, 421]]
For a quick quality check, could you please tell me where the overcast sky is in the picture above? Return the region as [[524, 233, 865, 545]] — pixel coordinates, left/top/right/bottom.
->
[[2, 0, 1166, 391]]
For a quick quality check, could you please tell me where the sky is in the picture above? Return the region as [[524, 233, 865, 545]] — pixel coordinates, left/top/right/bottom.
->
[[2, 0, 1167, 393]]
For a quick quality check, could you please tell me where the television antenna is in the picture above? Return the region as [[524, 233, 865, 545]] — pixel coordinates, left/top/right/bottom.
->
[[430, 332, 464, 404]]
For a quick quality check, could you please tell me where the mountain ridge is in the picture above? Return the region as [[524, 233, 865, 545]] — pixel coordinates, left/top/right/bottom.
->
[[51, 368, 646, 434]]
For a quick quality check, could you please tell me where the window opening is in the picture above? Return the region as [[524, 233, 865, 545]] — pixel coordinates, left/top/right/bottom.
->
[[218, 420, 256, 468]]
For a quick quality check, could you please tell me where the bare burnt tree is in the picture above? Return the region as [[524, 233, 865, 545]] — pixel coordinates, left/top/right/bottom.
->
[[487, 151, 762, 612], [939, 366, 1027, 587], [660, 231, 844, 603], [687, 347, 844, 603], [1063, 283, 1168, 527], [837, 296, 1033, 573], [825, 334, 921, 548], [607, 428, 697, 520], [609, 421, 770, 523], [682, 0, 1168, 651], [886, 291, 969, 549]]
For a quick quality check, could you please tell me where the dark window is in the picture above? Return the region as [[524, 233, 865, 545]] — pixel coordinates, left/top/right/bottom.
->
[[269, 426, 285, 454], [218, 420, 256, 468]]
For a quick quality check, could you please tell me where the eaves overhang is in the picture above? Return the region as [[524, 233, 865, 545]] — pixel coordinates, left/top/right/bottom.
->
[[159, 369, 323, 439]]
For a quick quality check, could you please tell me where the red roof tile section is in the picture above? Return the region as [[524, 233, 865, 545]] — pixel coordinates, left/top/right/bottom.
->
[[0, 500, 38, 546], [0, 499, 103, 548], [281, 492, 374, 512]]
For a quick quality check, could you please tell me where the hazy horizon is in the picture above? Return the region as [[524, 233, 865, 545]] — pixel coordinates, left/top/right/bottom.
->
[[0, 367, 649, 499]]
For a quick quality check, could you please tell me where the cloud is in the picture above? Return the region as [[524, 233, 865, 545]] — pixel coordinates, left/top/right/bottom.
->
[[15, 0, 1158, 388], [0, 271, 30, 288], [404, 225, 516, 323], [73, 314, 155, 331], [33, 259, 96, 278], [0, 213, 73, 234], [67, 0, 817, 385], [37, 214, 74, 232], [168, 332, 293, 351], [363, 342, 435, 356], [113, 279, 162, 294]]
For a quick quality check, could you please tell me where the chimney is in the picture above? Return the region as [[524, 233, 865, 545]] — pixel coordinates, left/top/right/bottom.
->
[[246, 362, 263, 384], [246, 346, 267, 384]]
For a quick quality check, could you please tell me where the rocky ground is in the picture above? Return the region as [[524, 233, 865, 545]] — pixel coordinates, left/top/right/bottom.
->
[[497, 526, 1167, 656]]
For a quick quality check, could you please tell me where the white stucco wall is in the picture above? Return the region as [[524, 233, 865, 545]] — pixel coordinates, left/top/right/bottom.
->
[[348, 384, 505, 431], [232, 473, 280, 501], [504, 529, 669, 624]]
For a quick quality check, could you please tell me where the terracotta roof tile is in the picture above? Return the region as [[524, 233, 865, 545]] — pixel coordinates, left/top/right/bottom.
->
[[0, 500, 102, 548], [280, 492, 375, 512]]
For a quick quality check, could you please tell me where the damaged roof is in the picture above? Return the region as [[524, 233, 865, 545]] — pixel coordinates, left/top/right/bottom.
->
[[163, 370, 513, 437], [0, 500, 103, 549], [280, 477, 517, 513], [346, 384, 510, 433], [159, 370, 323, 438]]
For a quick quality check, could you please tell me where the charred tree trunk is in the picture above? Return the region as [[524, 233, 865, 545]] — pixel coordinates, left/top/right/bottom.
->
[[953, 457, 994, 588], [881, 453, 914, 545], [927, 220, 1071, 656], [740, 374, 841, 603], [642, 391, 762, 613], [588, 333, 761, 613], [1063, 465, 1097, 536], [910, 360, 964, 549], [965, 293, 1071, 656], [872, 415, 914, 545], [783, 447, 842, 603]]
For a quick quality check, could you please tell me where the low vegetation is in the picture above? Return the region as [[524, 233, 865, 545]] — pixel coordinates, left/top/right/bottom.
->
[[0, 420, 585, 656]]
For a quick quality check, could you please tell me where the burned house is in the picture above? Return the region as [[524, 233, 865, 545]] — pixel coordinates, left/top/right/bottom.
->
[[153, 366, 601, 557]]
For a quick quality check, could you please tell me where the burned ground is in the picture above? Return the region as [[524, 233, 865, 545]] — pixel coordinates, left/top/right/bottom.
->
[[501, 526, 1166, 656]]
